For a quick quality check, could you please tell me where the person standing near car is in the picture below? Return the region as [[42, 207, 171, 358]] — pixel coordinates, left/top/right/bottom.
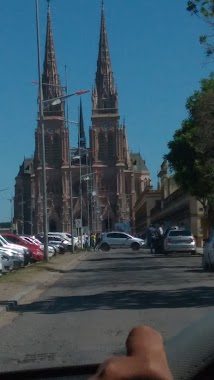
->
[[147, 225, 157, 254], [90, 233, 95, 250], [94, 232, 102, 251]]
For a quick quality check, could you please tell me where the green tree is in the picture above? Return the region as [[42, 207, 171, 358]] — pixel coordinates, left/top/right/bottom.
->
[[187, 0, 214, 56], [166, 74, 214, 227]]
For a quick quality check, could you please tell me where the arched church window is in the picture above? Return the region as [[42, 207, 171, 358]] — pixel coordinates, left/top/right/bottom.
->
[[45, 135, 52, 164], [98, 132, 106, 161]]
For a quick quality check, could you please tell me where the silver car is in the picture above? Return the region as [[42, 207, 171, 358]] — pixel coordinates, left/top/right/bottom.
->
[[99, 232, 145, 252], [0, 252, 13, 272], [164, 229, 196, 254]]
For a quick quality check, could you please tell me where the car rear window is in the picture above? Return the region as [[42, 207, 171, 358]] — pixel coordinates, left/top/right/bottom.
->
[[169, 230, 191, 237]]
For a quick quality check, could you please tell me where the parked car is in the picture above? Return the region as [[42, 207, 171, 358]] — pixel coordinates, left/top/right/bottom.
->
[[0, 245, 25, 267], [47, 233, 80, 249], [99, 232, 145, 252], [47, 235, 69, 251], [202, 228, 214, 271], [0, 235, 31, 265], [2, 234, 44, 261], [164, 229, 196, 254], [0, 258, 2, 276], [36, 235, 66, 254], [0, 249, 22, 270], [21, 236, 56, 258], [0, 252, 13, 272]]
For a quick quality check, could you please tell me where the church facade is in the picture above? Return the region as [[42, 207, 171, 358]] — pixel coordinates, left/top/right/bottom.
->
[[14, 2, 150, 235]]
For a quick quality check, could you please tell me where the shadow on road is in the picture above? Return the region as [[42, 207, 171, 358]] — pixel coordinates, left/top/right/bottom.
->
[[70, 265, 188, 274], [8, 286, 214, 314], [85, 255, 200, 262]]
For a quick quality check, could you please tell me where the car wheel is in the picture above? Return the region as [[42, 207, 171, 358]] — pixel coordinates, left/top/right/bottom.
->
[[191, 250, 197, 255], [100, 243, 110, 252], [131, 242, 140, 251]]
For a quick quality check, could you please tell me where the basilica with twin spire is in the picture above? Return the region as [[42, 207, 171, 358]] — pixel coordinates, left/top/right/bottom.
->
[[14, 1, 150, 235]]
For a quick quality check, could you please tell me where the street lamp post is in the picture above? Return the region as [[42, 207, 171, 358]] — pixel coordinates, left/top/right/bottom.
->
[[35, 0, 49, 261], [86, 152, 90, 234]]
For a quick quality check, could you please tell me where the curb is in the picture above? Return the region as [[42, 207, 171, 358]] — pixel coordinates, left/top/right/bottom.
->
[[0, 286, 37, 314], [0, 251, 88, 316]]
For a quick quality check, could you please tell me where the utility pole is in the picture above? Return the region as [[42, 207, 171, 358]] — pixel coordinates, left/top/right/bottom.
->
[[65, 65, 75, 253], [30, 200, 33, 235], [9, 197, 13, 232], [35, 0, 49, 261], [78, 107, 83, 248], [86, 151, 90, 234], [21, 195, 24, 235]]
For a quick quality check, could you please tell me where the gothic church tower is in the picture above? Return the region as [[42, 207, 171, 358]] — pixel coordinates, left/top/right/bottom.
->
[[90, 1, 135, 231], [32, 3, 70, 233]]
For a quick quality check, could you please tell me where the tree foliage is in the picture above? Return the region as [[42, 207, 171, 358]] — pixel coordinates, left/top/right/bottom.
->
[[187, 0, 214, 56], [166, 74, 214, 224]]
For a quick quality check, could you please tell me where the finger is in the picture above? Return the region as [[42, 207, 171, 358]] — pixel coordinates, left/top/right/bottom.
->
[[88, 357, 133, 380], [126, 326, 173, 380], [126, 326, 164, 357]]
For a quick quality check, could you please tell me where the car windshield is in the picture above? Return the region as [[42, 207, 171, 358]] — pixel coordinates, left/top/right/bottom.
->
[[169, 230, 192, 237], [0, 1, 214, 377], [0, 235, 10, 244]]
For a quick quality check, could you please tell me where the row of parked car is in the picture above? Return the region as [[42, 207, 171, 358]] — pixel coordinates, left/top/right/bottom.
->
[[0, 232, 78, 275]]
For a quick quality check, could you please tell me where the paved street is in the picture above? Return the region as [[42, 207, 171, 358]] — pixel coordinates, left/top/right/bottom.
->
[[0, 250, 214, 371]]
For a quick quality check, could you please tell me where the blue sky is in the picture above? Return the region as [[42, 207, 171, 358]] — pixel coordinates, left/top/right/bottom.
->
[[0, 0, 211, 221]]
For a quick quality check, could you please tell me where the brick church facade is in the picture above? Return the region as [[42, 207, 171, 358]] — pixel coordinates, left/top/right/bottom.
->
[[14, 2, 150, 235]]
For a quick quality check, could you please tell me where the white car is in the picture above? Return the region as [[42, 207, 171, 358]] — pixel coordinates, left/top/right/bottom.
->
[[0, 235, 30, 264], [164, 229, 196, 254], [0, 246, 24, 266], [0, 256, 2, 275], [100, 232, 145, 252], [0, 252, 13, 272]]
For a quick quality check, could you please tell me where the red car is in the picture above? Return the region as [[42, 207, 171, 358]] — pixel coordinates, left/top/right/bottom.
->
[[2, 233, 44, 261]]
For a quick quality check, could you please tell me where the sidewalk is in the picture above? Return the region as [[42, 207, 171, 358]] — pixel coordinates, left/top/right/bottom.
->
[[0, 251, 87, 315]]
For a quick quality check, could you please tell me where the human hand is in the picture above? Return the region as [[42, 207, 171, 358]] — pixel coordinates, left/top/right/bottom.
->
[[89, 326, 173, 380]]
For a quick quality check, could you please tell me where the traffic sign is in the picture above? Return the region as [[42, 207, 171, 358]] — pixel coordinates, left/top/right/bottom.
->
[[75, 219, 82, 228]]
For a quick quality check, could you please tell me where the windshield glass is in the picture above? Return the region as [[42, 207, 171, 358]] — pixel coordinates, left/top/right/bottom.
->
[[0, 0, 214, 376], [0, 235, 9, 245]]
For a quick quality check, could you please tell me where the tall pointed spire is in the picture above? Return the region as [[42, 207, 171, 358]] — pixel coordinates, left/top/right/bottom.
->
[[42, 2, 62, 102], [78, 98, 86, 149], [92, 1, 118, 112]]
